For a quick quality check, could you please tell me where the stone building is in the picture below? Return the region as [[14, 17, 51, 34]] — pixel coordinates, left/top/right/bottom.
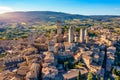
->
[[42, 51, 59, 80], [69, 26, 74, 43], [80, 28, 84, 43], [26, 63, 41, 80], [48, 41, 55, 52], [57, 20, 62, 35]]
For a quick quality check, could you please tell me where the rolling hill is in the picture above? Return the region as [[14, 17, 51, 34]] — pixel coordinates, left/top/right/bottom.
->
[[0, 11, 119, 23]]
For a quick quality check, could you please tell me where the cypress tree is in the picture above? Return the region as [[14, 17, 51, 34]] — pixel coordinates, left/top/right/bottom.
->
[[77, 71, 82, 80]]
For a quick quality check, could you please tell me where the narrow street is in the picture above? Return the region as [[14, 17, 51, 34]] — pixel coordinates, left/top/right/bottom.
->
[[102, 46, 108, 80]]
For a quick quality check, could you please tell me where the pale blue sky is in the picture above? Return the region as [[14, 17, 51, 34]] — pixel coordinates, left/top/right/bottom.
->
[[0, 0, 120, 15]]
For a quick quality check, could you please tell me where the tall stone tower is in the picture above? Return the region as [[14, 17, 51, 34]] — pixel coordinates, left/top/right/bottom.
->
[[69, 26, 74, 43], [57, 20, 62, 35], [84, 29, 89, 43], [80, 28, 84, 43], [74, 34, 78, 42], [48, 41, 54, 52], [84, 29, 88, 38]]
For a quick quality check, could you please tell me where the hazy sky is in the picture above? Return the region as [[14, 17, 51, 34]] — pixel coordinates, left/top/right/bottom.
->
[[0, 0, 120, 15]]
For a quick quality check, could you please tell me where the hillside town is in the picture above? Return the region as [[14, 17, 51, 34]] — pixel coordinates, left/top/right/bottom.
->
[[0, 21, 120, 80]]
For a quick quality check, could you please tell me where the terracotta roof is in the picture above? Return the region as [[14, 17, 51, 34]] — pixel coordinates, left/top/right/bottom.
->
[[63, 69, 87, 79]]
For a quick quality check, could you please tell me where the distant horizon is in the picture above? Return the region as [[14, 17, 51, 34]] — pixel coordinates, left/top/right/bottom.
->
[[0, 0, 120, 15], [1, 10, 120, 16]]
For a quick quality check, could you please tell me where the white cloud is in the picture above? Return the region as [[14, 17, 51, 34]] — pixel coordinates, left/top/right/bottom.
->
[[0, 6, 14, 14]]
